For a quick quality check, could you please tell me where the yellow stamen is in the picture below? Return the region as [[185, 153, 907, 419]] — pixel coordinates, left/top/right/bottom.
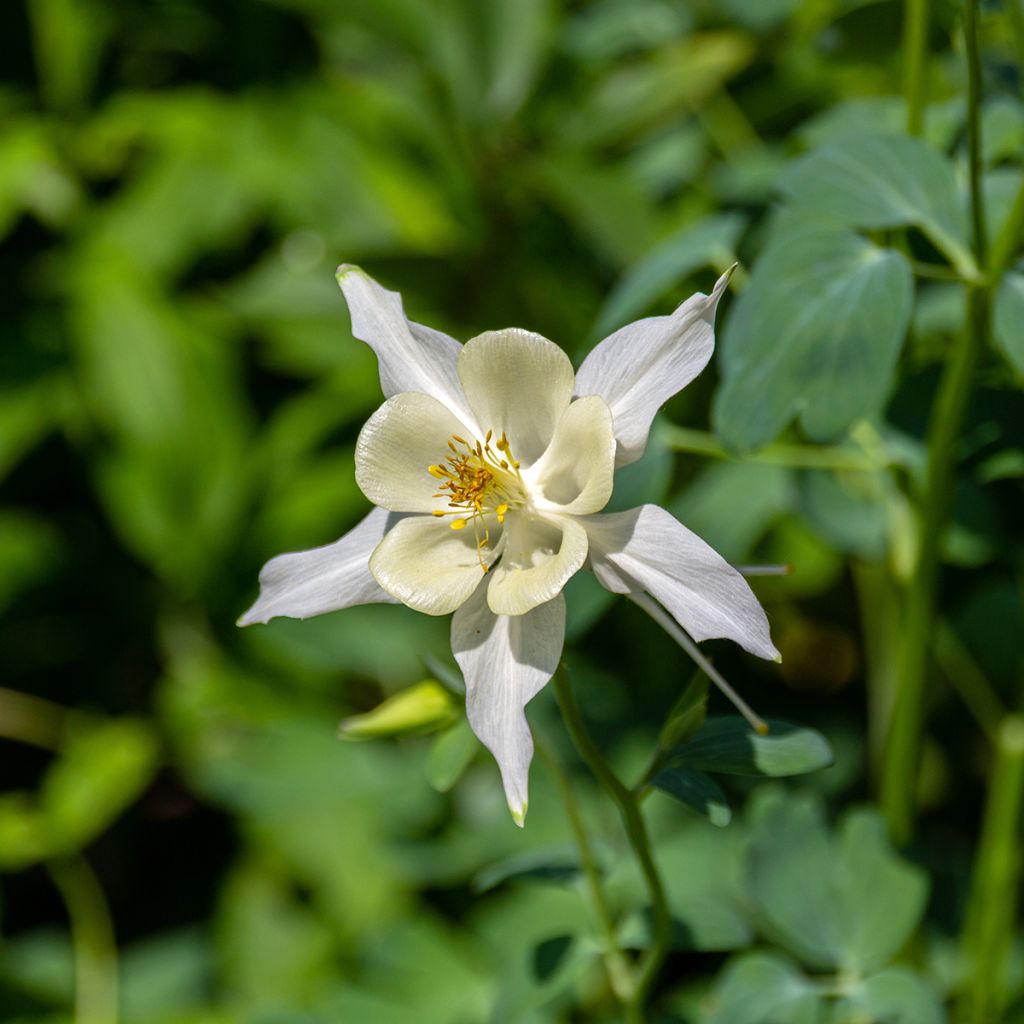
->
[[450, 518, 467, 531]]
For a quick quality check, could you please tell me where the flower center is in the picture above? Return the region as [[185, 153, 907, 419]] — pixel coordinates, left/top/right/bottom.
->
[[428, 431, 525, 570]]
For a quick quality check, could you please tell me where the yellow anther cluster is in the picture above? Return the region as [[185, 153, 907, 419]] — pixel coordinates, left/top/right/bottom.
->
[[427, 430, 523, 571]]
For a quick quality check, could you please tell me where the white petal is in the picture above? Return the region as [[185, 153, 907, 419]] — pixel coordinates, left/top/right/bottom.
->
[[452, 581, 565, 826], [527, 396, 616, 515], [487, 514, 588, 616], [238, 507, 397, 625], [356, 392, 473, 513], [369, 514, 497, 615], [575, 269, 732, 467], [457, 329, 575, 465], [337, 265, 475, 426], [585, 504, 779, 660]]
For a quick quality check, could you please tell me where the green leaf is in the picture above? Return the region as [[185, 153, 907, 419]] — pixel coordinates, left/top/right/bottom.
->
[[43, 718, 160, 855], [828, 967, 944, 1024], [652, 767, 732, 827], [531, 935, 575, 983], [994, 273, 1024, 378], [748, 792, 928, 972], [669, 718, 833, 777], [591, 213, 746, 339], [339, 680, 459, 740], [703, 952, 822, 1024], [713, 224, 913, 451], [0, 794, 48, 870], [426, 720, 479, 793], [472, 847, 582, 894], [778, 134, 973, 273], [670, 461, 794, 562]]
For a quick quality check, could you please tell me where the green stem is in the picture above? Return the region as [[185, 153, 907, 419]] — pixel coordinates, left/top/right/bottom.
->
[[49, 856, 119, 1024], [904, 0, 930, 135], [0, 687, 73, 750], [935, 620, 1005, 738], [1009, 0, 1024, 82], [535, 735, 634, 1002], [551, 666, 671, 1024], [881, 1, 990, 842], [659, 425, 882, 472], [965, 0, 988, 268], [956, 715, 1024, 1024]]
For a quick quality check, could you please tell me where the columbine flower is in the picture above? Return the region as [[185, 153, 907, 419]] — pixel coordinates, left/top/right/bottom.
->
[[239, 265, 779, 825]]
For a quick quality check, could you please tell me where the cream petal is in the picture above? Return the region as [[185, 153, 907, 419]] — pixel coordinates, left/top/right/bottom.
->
[[486, 514, 588, 616], [355, 392, 473, 513], [527, 396, 616, 515], [457, 329, 575, 465], [337, 265, 476, 427], [369, 514, 499, 615], [575, 269, 732, 467], [452, 582, 565, 826], [585, 504, 779, 660], [238, 507, 397, 625]]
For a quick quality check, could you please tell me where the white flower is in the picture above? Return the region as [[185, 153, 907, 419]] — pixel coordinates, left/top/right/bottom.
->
[[239, 265, 779, 825]]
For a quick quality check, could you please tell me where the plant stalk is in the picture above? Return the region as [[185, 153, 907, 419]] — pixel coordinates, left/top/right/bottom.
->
[[881, 0, 989, 843], [551, 666, 671, 1024], [49, 856, 119, 1024], [904, 0, 930, 136], [956, 715, 1024, 1024], [535, 735, 634, 1002]]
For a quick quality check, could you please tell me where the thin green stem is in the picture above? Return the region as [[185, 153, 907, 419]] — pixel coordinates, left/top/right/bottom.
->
[[956, 715, 1024, 1024], [49, 856, 119, 1024], [904, 0, 930, 135], [1009, 0, 1024, 79], [535, 735, 634, 1002], [659, 425, 882, 472], [965, 0, 988, 267], [0, 687, 74, 750], [935, 620, 1006, 738], [551, 667, 671, 1024], [880, 0, 991, 845]]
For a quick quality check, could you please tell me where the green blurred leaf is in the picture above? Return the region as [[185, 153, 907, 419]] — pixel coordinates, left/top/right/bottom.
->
[[748, 792, 928, 972], [340, 682, 457, 741], [0, 794, 48, 870], [0, 376, 69, 482], [426, 719, 479, 793], [28, 0, 112, 109], [43, 718, 160, 856], [671, 461, 794, 562], [591, 213, 746, 339], [994, 273, 1024, 378], [0, 511, 60, 614], [828, 967, 944, 1024], [669, 718, 833, 778], [779, 134, 972, 271], [652, 767, 732, 827], [714, 225, 913, 450], [702, 952, 822, 1024], [120, 928, 213, 1024], [564, 33, 754, 147]]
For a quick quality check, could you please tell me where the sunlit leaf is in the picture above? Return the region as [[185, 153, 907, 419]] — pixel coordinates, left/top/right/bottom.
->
[[714, 224, 913, 450], [778, 133, 972, 271], [669, 718, 833, 777]]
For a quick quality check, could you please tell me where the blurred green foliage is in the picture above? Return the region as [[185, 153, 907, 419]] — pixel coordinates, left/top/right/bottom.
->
[[2, 0, 1024, 1021]]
